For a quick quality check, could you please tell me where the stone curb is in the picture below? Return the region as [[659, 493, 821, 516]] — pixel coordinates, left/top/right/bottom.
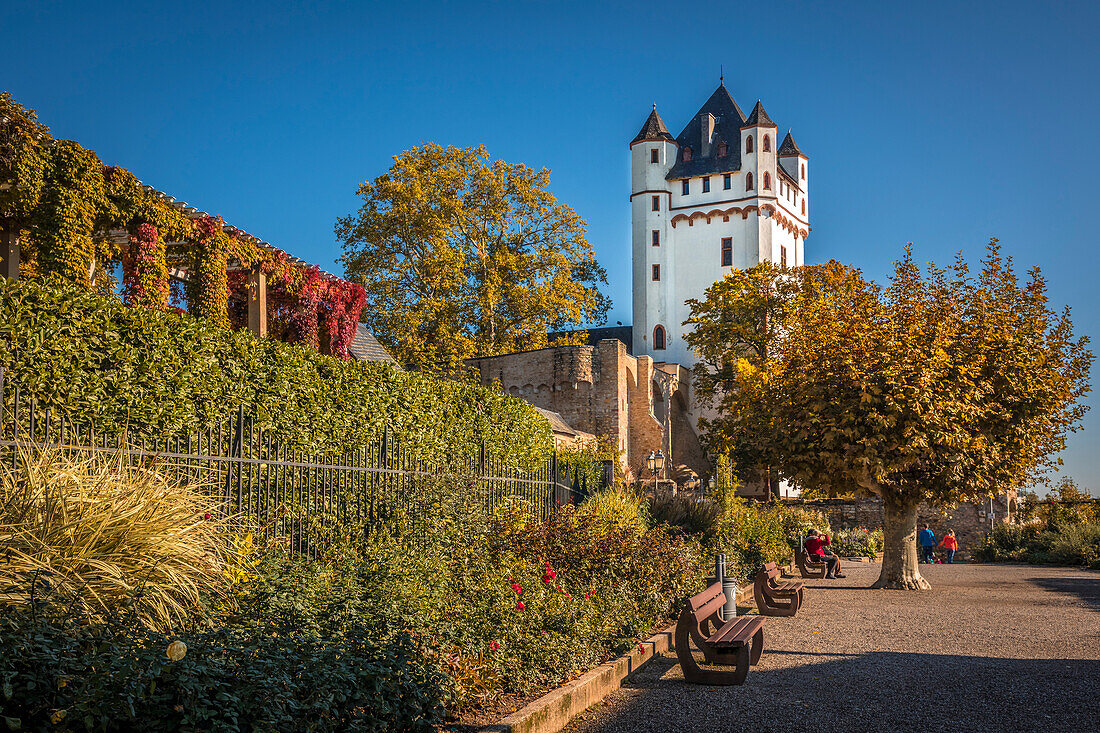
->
[[481, 560, 795, 733], [480, 622, 677, 733]]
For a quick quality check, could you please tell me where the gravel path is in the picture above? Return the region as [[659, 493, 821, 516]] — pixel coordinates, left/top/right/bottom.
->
[[564, 562, 1100, 733]]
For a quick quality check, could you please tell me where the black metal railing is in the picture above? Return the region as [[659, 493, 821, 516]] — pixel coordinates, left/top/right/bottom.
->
[[0, 369, 591, 551]]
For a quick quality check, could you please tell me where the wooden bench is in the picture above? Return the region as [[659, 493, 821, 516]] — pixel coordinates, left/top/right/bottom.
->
[[674, 581, 765, 685], [753, 561, 803, 616], [796, 549, 841, 579]]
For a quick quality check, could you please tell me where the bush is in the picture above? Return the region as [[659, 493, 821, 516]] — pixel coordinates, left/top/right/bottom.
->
[[0, 611, 447, 732], [707, 490, 791, 579], [828, 527, 884, 560], [0, 278, 551, 467], [647, 491, 721, 540], [974, 522, 1100, 568], [0, 449, 225, 631]]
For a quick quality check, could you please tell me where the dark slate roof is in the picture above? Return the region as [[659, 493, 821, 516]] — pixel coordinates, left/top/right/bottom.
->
[[631, 106, 675, 145], [548, 325, 634, 354], [742, 100, 777, 128], [665, 84, 747, 180], [348, 324, 404, 370], [778, 130, 804, 156]]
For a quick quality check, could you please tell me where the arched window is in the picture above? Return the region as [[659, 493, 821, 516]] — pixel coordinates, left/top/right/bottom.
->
[[763, 135, 771, 152], [682, 146, 692, 162], [745, 136, 753, 154], [801, 199, 806, 214], [763, 172, 771, 190], [717, 141, 728, 157], [745, 172, 753, 190], [653, 325, 666, 350], [801, 164, 805, 179]]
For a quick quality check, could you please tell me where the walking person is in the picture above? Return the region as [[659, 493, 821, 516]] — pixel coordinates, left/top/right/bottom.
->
[[805, 529, 845, 579], [938, 529, 958, 564], [918, 523, 938, 564]]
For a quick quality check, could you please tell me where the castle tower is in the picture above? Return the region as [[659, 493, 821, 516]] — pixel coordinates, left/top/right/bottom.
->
[[630, 83, 810, 367]]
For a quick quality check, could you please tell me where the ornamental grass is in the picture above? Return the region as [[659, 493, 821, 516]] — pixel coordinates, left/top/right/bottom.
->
[[0, 447, 226, 631]]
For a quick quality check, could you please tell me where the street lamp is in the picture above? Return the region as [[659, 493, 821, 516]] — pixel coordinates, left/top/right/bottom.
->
[[645, 450, 665, 492]]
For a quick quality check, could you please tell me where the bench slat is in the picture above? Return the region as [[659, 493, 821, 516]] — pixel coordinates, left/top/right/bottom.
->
[[688, 583, 724, 612], [708, 616, 765, 647], [693, 593, 726, 623]]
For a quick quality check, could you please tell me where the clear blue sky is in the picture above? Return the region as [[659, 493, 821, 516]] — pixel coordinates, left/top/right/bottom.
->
[[4, 1, 1098, 493]]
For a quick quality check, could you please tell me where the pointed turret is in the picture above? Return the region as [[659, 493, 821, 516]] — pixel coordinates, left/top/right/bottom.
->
[[631, 105, 675, 145], [777, 130, 804, 157], [741, 100, 777, 129]]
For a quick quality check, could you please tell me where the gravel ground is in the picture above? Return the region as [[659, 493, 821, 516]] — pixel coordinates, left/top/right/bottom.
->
[[563, 563, 1100, 733]]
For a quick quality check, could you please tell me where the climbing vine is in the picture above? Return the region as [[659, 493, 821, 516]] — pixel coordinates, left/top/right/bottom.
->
[[1, 93, 365, 359]]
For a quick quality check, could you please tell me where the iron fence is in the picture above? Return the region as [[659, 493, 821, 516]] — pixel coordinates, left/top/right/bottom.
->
[[0, 369, 595, 551]]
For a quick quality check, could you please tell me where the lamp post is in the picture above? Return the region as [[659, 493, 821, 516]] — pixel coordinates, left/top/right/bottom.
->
[[645, 450, 665, 493]]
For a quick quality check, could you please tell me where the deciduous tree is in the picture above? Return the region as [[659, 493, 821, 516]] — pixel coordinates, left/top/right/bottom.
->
[[686, 243, 1092, 589], [336, 144, 609, 370]]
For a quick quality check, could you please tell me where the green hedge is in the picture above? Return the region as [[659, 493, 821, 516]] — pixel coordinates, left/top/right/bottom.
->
[[0, 612, 447, 732], [0, 279, 552, 466]]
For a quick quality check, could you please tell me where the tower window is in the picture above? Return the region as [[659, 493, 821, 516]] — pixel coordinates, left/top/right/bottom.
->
[[717, 141, 728, 157], [650, 148, 659, 163], [723, 174, 731, 189], [652, 264, 660, 281], [801, 164, 806, 179], [722, 237, 732, 267], [801, 199, 806, 214], [781, 246, 788, 267], [682, 179, 690, 195], [653, 325, 666, 350], [746, 172, 754, 190], [702, 177, 710, 193], [763, 135, 771, 152], [683, 146, 692, 162], [652, 230, 660, 246], [652, 195, 660, 211], [746, 135, 753, 154], [763, 172, 771, 190]]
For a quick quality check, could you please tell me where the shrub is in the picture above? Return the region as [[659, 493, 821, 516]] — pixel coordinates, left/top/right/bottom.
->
[[707, 490, 791, 578], [0, 278, 551, 467], [0, 448, 225, 631], [647, 491, 721, 539], [974, 522, 1100, 569], [829, 527, 884, 559], [0, 610, 447, 732]]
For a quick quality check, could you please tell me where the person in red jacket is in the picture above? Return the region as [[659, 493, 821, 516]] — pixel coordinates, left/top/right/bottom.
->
[[805, 529, 845, 578]]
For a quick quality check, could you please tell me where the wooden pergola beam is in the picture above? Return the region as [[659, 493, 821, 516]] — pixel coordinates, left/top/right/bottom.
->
[[247, 268, 267, 337], [1, 220, 19, 281]]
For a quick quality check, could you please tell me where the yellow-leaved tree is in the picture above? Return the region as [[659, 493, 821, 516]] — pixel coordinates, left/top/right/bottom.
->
[[686, 242, 1092, 589], [336, 144, 610, 370]]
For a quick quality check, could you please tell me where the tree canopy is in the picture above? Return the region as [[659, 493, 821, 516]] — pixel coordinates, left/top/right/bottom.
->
[[686, 242, 1092, 588], [336, 144, 610, 370]]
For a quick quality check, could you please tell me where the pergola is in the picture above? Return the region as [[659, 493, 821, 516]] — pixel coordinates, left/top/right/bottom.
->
[[1, 181, 340, 339]]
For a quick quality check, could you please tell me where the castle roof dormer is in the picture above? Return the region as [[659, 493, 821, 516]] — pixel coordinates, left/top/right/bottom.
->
[[778, 130, 805, 157], [665, 84, 747, 180], [631, 105, 676, 145], [741, 100, 777, 129]]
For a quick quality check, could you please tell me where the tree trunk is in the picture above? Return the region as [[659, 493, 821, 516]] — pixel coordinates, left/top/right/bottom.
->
[[873, 494, 930, 590]]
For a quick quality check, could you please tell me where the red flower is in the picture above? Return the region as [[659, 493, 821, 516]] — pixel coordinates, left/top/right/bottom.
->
[[488, 640, 500, 652], [516, 601, 525, 612], [511, 583, 522, 595], [639, 643, 646, 653], [203, 513, 212, 520]]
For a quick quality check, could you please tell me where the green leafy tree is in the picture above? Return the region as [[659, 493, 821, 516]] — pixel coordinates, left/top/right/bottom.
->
[[685, 261, 794, 498], [686, 242, 1092, 589], [336, 144, 610, 370]]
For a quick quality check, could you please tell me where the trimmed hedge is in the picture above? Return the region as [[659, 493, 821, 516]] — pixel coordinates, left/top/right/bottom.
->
[[0, 278, 552, 466], [0, 612, 447, 731]]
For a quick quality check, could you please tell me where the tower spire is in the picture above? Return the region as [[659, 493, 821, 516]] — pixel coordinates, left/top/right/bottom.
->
[[720, 64, 724, 86]]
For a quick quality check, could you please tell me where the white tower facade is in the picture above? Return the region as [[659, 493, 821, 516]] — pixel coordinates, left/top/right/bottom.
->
[[630, 84, 810, 367]]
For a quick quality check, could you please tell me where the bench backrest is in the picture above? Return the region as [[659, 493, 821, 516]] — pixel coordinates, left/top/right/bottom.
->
[[686, 582, 726, 625], [761, 561, 781, 580], [800, 550, 824, 564]]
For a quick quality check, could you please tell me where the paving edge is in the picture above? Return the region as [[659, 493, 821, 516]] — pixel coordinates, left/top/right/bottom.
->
[[481, 562, 790, 733]]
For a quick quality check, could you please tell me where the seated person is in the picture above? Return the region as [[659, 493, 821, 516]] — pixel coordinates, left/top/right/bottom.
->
[[805, 529, 845, 579]]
